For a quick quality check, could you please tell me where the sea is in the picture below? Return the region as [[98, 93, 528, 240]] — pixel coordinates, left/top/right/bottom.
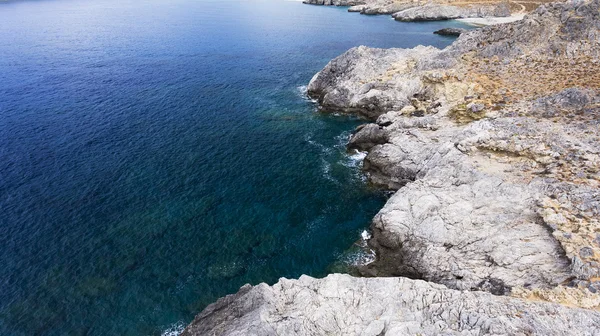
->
[[0, 0, 468, 334]]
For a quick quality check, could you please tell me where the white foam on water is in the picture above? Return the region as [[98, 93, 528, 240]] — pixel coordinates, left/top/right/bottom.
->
[[305, 133, 333, 155], [348, 150, 367, 166], [357, 250, 376, 266], [306, 215, 326, 232], [361, 229, 371, 241], [304, 133, 342, 183], [351, 229, 376, 266], [340, 149, 367, 174], [334, 133, 366, 169], [320, 157, 337, 183], [334, 131, 351, 149], [161, 321, 185, 336], [342, 247, 376, 267], [297, 85, 317, 103], [335, 229, 377, 267]]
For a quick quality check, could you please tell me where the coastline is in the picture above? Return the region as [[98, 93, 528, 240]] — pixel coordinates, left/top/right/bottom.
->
[[3, 1, 475, 333], [184, 0, 600, 334], [304, 0, 600, 293]]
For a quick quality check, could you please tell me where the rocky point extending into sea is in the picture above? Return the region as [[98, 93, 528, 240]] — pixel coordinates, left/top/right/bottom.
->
[[183, 0, 600, 334]]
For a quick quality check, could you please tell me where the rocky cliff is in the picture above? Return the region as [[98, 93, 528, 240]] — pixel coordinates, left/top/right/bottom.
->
[[185, 0, 600, 334]]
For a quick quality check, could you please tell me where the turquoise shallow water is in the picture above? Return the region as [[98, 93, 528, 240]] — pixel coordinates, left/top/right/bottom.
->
[[0, 0, 467, 334]]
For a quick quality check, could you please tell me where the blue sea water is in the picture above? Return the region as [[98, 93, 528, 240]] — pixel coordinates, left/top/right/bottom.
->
[[0, 0, 467, 334]]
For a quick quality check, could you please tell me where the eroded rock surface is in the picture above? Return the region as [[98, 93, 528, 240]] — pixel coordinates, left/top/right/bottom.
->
[[306, 45, 446, 118], [360, 115, 574, 291], [183, 274, 600, 336]]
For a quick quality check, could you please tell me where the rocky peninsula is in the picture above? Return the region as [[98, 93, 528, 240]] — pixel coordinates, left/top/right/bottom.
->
[[184, 0, 600, 334]]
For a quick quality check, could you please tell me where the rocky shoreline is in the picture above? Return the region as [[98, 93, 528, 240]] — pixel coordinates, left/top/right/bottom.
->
[[184, 0, 600, 334], [304, 0, 547, 27], [182, 274, 600, 335], [304, 0, 514, 21]]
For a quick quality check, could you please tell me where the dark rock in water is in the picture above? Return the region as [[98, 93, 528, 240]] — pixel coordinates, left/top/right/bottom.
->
[[434, 27, 468, 36]]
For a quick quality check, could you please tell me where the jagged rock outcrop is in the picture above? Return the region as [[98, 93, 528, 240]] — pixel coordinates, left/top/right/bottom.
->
[[347, 123, 389, 151], [306, 45, 449, 118], [358, 114, 575, 291], [392, 4, 510, 21], [183, 274, 600, 336]]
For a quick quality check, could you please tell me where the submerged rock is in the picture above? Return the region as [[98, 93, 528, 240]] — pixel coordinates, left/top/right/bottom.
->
[[182, 274, 600, 336]]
